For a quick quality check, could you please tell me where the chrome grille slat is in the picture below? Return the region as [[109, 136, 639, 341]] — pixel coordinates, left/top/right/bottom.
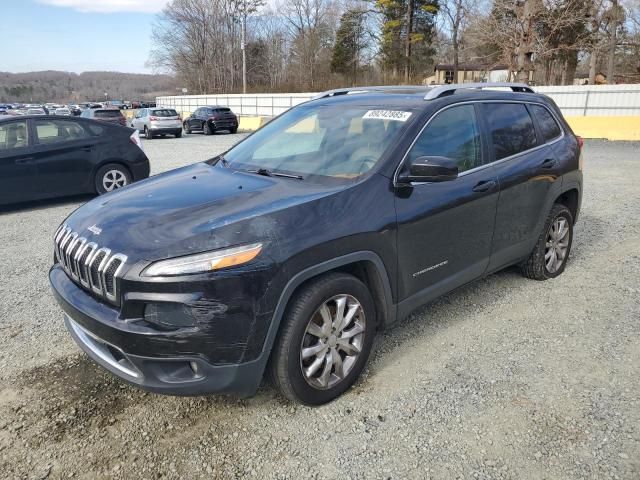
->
[[53, 224, 127, 306]]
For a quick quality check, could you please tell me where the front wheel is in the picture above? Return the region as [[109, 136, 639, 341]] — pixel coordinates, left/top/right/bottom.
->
[[521, 203, 574, 280], [183, 122, 191, 134], [269, 273, 376, 405], [95, 164, 132, 195], [204, 121, 214, 135], [230, 126, 238, 134]]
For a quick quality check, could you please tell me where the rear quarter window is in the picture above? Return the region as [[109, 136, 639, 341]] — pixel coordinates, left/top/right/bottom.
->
[[484, 103, 537, 160], [530, 104, 562, 142]]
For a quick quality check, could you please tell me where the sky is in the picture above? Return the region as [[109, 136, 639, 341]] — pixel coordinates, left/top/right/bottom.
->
[[1, 0, 171, 73]]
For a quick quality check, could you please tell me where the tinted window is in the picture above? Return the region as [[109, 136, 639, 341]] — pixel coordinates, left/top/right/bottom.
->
[[95, 110, 122, 118], [214, 108, 231, 113], [35, 119, 89, 144], [484, 103, 537, 160], [530, 104, 562, 142], [0, 121, 29, 150], [407, 104, 481, 173], [151, 109, 178, 117]]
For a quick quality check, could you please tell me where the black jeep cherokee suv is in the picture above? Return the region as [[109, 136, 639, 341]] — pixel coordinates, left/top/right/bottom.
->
[[50, 83, 583, 405]]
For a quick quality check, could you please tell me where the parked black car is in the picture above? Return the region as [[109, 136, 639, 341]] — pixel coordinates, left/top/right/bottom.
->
[[183, 106, 238, 134], [80, 108, 127, 127], [50, 83, 582, 405], [0, 115, 149, 205]]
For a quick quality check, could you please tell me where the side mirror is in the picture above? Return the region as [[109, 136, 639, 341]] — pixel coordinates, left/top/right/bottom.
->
[[398, 156, 458, 184]]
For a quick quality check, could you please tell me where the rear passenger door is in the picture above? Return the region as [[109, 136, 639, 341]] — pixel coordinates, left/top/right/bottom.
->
[[395, 104, 500, 309], [32, 118, 98, 197], [482, 102, 563, 271]]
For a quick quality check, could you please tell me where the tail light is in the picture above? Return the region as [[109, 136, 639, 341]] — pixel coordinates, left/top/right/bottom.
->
[[130, 130, 144, 151], [149, 116, 158, 121]]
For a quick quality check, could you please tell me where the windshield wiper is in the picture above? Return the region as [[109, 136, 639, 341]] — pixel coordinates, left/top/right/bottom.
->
[[245, 168, 304, 180]]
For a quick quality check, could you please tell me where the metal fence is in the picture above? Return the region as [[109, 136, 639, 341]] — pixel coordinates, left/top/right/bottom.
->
[[157, 84, 640, 118]]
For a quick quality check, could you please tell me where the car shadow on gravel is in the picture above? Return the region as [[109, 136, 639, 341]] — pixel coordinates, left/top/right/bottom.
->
[[0, 194, 94, 215]]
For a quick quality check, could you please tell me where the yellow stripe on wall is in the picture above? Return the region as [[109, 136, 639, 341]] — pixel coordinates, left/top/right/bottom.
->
[[564, 116, 640, 141]]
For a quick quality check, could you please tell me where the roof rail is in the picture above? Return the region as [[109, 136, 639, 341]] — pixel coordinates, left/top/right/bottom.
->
[[313, 85, 429, 100], [424, 82, 534, 100]]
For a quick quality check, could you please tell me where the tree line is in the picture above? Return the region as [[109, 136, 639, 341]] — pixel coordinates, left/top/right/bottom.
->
[[0, 71, 177, 103], [150, 0, 640, 93]]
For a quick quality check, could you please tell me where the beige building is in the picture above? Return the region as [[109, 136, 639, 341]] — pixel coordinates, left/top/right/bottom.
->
[[424, 63, 534, 85]]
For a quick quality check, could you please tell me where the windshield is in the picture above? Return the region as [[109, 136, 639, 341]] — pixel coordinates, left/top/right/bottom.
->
[[222, 105, 412, 179], [95, 110, 122, 118], [151, 109, 178, 117]]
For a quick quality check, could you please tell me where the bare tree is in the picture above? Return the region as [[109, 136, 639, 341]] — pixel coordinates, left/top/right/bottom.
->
[[439, 0, 479, 82]]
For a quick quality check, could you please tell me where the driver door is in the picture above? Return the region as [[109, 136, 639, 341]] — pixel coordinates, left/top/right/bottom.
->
[[394, 104, 500, 311]]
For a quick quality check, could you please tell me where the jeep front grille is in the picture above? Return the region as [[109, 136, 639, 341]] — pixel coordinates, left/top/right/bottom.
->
[[54, 224, 128, 305]]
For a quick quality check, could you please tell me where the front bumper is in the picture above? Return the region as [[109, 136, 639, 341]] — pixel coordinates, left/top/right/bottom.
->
[[49, 265, 270, 396]]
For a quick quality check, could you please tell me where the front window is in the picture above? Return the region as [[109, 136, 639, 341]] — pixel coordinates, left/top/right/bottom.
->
[[222, 105, 412, 180]]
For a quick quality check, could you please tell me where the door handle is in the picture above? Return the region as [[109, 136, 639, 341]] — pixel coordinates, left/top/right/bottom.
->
[[15, 157, 34, 164], [472, 180, 497, 193], [540, 158, 556, 169]]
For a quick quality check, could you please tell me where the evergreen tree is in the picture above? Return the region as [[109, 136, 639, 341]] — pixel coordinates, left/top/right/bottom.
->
[[331, 9, 368, 85]]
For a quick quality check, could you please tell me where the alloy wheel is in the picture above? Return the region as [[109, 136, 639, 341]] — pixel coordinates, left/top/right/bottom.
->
[[300, 294, 366, 390], [545, 216, 569, 273], [102, 170, 128, 192]]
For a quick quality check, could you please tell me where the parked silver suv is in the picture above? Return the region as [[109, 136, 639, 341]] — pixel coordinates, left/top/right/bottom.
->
[[131, 108, 183, 139]]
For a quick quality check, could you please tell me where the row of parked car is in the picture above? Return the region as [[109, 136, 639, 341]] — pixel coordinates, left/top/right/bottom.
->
[[0, 103, 241, 205]]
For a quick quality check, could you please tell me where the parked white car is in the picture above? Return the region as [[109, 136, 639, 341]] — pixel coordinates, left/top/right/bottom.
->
[[131, 107, 182, 139], [54, 107, 72, 116]]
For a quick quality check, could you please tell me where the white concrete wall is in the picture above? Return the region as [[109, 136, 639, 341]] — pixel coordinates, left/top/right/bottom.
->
[[158, 84, 640, 118]]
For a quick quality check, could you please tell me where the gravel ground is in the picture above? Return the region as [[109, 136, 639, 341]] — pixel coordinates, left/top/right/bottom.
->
[[0, 138, 638, 479]]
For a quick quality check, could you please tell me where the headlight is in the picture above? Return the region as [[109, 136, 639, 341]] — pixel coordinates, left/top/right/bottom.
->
[[142, 243, 262, 277]]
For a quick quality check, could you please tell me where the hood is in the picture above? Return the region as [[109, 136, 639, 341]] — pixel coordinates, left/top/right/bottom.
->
[[63, 163, 340, 262]]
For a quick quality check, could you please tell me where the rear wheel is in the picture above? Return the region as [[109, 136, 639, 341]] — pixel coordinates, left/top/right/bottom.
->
[[269, 273, 376, 405], [204, 121, 214, 135], [521, 203, 573, 280], [175, 130, 182, 138], [230, 126, 238, 134], [95, 164, 132, 195], [144, 126, 153, 140]]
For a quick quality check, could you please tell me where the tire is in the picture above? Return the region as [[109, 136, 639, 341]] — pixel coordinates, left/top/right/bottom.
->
[[230, 127, 238, 134], [94, 163, 132, 195], [144, 126, 153, 140], [204, 121, 214, 135], [269, 272, 376, 405], [521, 203, 574, 280], [175, 130, 182, 138], [183, 122, 191, 134]]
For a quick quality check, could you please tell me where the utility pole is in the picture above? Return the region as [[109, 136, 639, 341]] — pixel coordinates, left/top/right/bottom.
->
[[241, 0, 247, 94], [404, 0, 415, 84]]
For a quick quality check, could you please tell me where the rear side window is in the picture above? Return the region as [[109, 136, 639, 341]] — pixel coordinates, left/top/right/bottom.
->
[[529, 104, 562, 142], [151, 109, 178, 117], [35, 119, 90, 144], [484, 103, 537, 160], [95, 110, 122, 118], [407, 104, 482, 173], [214, 108, 231, 113]]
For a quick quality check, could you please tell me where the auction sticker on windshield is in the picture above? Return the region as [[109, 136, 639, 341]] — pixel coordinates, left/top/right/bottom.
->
[[363, 110, 412, 122]]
